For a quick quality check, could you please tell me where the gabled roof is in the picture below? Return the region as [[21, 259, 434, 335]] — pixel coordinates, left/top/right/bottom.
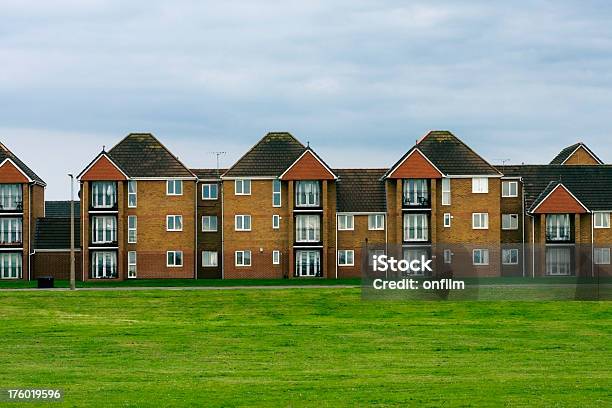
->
[[223, 132, 305, 178], [335, 169, 387, 213], [34, 217, 81, 250], [530, 182, 589, 214], [191, 168, 227, 180], [385, 131, 501, 178], [280, 148, 337, 180], [105, 133, 195, 178], [0, 142, 45, 185], [549, 142, 603, 165], [45, 201, 81, 218], [384, 147, 444, 179], [500, 165, 612, 212]]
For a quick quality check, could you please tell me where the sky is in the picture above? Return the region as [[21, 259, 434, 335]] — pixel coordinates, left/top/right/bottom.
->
[[1, 0, 612, 199]]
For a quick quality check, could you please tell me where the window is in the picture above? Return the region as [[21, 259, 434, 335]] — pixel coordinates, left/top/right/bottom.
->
[[594, 248, 611, 265], [91, 251, 117, 278], [92, 216, 117, 244], [167, 251, 183, 267], [0, 184, 22, 211], [295, 250, 321, 277], [166, 180, 183, 196], [594, 212, 610, 229], [295, 181, 320, 207], [502, 181, 518, 197], [338, 214, 354, 231], [202, 184, 218, 200], [368, 249, 385, 266], [368, 214, 385, 230], [472, 213, 489, 229], [0, 218, 22, 244], [235, 250, 251, 266], [0, 253, 22, 279], [128, 216, 137, 243], [202, 251, 218, 267], [166, 215, 183, 231], [472, 178, 488, 194], [441, 178, 451, 205], [91, 181, 116, 208], [296, 215, 321, 242], [272, 250, 280, 265], [127, 251, 137, 278], [502, 249, 519, 265], [272, 179, 281, 207], [546, 214, 570, 241], [502, 214, 519, 230], [128, 180, 137, 208], [404, 214, 428, 241], [473, 249, 489, 265], [546, 247, 571, 275], [403, 249, 430, 276], [403, 179, 429, 206], [202, 216, 218, 232], [235, 215, 251, 231], [443, 213, 451, 228], [443, 249, 452, 264], [235, 179, 251, 195], [338, 250, 354, 266], [272, 215, 280, 229]]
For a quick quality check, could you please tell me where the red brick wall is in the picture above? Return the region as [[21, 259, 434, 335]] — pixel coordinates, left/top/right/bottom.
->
[[533, 186, 587, 214], [0, 160, 29, 183], [81, 156, 127, 181], [387, 151, 442, 179], [33, 252, 83, 280], [281, 152, 335, 180]]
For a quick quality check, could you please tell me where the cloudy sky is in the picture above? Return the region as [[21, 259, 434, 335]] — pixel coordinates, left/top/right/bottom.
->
[[1, 1, 612, 199]]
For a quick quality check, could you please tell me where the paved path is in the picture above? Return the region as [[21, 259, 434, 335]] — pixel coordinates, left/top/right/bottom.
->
[[0, 285, 361, 292]]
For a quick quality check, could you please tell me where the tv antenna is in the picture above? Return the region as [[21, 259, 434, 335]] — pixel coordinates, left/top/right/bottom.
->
[[210, 151, 227, 175]]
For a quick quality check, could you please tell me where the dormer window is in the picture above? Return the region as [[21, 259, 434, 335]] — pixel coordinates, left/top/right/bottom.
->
[[0, 184, 22, 211], [295, 181, 320, 207], [91, 182, 117, 209]]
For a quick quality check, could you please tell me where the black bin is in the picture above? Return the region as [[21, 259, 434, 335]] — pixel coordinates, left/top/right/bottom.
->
[[37, 276, 54, 289]]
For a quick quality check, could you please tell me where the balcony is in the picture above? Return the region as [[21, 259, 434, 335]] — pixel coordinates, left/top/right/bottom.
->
[[0, 201, 23, 212], [546, 229, 573, 244], [402, 195, 430, 208]]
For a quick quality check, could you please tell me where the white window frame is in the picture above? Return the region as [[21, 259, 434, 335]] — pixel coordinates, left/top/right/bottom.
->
[[443, 249, 452, 264], [91, 251, 117, 278], [368, 214, 385, 231], [338, 214, 354, 231], [202, 215, 218, 232], [502, 181, 518, 198], [296, 214, 321, 242], [272, 250, 280, 265], [91, 215, 117, 244], [127, 251, 137, 278], [295, 180, 320, 207], [594, 248, 611, 265], [235, 215, 252, 231], [441, 178, 451, 205], [235, 250, 252, 266], [0, 253, 22, 279], [337, 250, 355, 266], [128, 180, 137, 208], [127, 215, 137, 243], [502, 248, 519, 265], [166, 180, 183, 196], [202, 183, 218, 200], [404, 213, 429, 242], [202, 251, 218, 267], [167, 251, 183, 267], [472, 213, 489, 230], [272, 179, 281, 207], [472, 177, 489, 194], [502, 214, 519, 230], [594, 212, 610, 229], [91, 181, 117, 209], [166, 215, 183, 231], [0, 218, 22, 244], [272, 215, 280, 229], [473, 249, 489, 265], [443, 213, 451, 228], [235, 179, 251, 196]]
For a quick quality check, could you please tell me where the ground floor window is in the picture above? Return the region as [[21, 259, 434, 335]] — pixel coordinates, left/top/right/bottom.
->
[[337, 250, 354, 266], [127, 251, 137, 278], [502, 248, 519, 265], [0, 253, 22, 279], [235, 250, 251, 266], [403, 248, 430, 276], [203, 251, 218, 267], [295, 250, 321, 277], [473, 249, 489, 265], [167, 251, 183, 267], [92, 251, 117, 279], [594, 248, 611, 265], [546, 247, 571, 275], [272, 250, 280, 265]]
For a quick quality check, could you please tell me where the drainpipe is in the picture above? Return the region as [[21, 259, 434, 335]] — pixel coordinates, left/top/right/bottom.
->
[[221, 181, 224, 280], [28, 183, 32, 281], [335, 213, 338, 279], [531, 214, 535, 278], [521, 177, 525, 277], [591, 212, 594, 278], [194, 180, 198, 280]]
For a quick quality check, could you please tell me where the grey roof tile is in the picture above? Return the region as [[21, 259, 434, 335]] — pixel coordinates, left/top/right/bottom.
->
[[335, 169, 387, 212], [549, 142, 603, 165], [34, 217, 81, 249], [0, 142, 45, 184], [45, 201, 81, 218]]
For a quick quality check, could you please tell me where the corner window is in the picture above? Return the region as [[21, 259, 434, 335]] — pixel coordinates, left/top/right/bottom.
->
[[502, 248, 519, 265], [202, 184, 218, 200], [235, 250, 251, 266], [272, 215, 280, 229], [502, 214, 519, 230], [594, 248, 611, 265], [166, 215, 183, 231], [473, 249, 489, 265], [166, 180, 183, 196], [472, 213, 489, 229], [502, 181, 518, 198], [443, 213, 451, 228], [594, 212, 610, 229], [338, 215, 354, 231], [127, 251, 137, 278], [202, 215, 218, 232], [472, 178, 488, 194], [128, 216, 137, 243], [128, 180, 137, 208], [272, 179, 281, 207], [235, 179, 251, 195], [441, 178, 451, 205], [272, 250, 280, 265], [338, 250, 354, 266], [368, 214, 385, 230], [167, 251, 183, 267], [235, 215, 251, 231], [202, 251, 218, 267]]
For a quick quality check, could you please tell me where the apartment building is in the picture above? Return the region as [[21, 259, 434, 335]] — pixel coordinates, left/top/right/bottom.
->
[[0, 143, 45, 280]]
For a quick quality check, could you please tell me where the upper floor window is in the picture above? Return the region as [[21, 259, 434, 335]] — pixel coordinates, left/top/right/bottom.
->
[[0, 184, 22, 211], [202, 184, 218, 200], [235, 179, 251, 195], [295, 181, 320, 207], [128, 216, 137, 243], [0, 218, 22, 244], [443, 213, 451, 228], [92, 215, 117, 244], [546, 214, 570, 241], [403, 213, 428, 242], [472, 178, 488, 194], [502, 214, 519, 230], [235, 250, 251, 266], [235, 215, 251, 231], [91, 181, 116, 209], [272, 179, 281, 207], [167, 180, 183, 196], [594, 212, 610, 229], [128, 180, 137, 208], [337, 214, 354, 231], [296, 214, 321, 242], [202, 215, 218, 232], [272, 214, 280, 229], [403, 179, 429, 206], [166, 215, 183, 231], [368, 214, 385, 230], [472, 213, 489, 229], [441, 178, 451, 205], [502, 181, 518, 197]]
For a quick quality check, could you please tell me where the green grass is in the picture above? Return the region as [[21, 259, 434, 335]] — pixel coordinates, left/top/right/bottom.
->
[[0, 289, 610, 407]]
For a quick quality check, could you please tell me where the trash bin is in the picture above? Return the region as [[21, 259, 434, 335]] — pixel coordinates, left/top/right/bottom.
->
[[37, 276, 54, 289]]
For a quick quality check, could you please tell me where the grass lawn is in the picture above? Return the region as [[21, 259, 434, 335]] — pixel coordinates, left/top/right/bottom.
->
[[0, 289, 610, 407]]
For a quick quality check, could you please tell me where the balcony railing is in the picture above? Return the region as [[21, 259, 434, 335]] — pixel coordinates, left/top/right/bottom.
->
[[0, 202, 23, 212], [402, 195, 430, 208], [295, 228, 321, 243], [546, 229, 572, 243]]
